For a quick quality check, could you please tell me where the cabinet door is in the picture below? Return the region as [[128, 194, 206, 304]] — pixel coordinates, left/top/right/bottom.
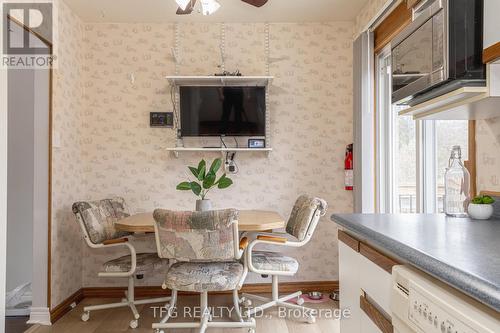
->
[[339, 242, 361, 333], [358, 245, 395, 315], [484, 0, 500, 49], [484, 0, 500, 63], [361, 311, 384, 333]]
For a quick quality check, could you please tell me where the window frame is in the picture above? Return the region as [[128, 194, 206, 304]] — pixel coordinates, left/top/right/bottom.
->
[[372, 0, 477, 213], [374, 51, 476, 214]]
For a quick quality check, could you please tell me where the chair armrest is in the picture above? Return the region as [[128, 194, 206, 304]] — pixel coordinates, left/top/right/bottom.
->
[[256, 235, 287, 243], [96, 239, 137, 278], [102, 237, 128, 245], [244, 234, 299, 274]]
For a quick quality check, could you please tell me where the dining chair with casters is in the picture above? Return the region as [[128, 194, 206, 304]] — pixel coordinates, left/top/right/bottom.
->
[[72, 197, 171, 329], [241, 194, 327, 323], [151, 208, 255, 333]]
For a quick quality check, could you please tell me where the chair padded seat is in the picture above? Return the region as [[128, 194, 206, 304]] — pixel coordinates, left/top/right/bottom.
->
[[252, 251, 299, 273], [165, 261, 243, 292], [103, 253, 167, 274]]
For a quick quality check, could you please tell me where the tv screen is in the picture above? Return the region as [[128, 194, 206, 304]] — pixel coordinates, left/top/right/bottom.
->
[[180, 86, 266, 137]]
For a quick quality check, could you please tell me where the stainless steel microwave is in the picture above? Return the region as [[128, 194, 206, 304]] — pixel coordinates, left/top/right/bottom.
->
[[391, 0, 485, 106]]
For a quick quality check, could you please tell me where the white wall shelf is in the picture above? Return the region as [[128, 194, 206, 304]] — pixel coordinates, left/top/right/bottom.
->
[[165, 147, 272, 158], [165, 75, 273, 86]]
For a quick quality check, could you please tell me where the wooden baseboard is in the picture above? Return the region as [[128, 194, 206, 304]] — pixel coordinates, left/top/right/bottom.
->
[[50, 288, 84, 323], [50, 280, 338, 323], [83, 280, 338, 298]]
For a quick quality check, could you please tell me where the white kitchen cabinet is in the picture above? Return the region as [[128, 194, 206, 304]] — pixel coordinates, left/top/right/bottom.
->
[[360, 311, 384, 333], [484, 0, 500, 51], [484, 0, 500, 63], [338, 230, 397, 333], [358, 254, 392, 315], [339, 242, 361, 333]]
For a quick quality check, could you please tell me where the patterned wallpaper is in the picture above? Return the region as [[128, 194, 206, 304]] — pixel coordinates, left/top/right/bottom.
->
[[50, 1, 85, 308], [476, 118, 500, 192], [77, 21, 354, 287]]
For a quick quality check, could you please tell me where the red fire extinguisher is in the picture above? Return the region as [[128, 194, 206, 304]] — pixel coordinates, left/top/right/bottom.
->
[[345, 144, 353, 191]]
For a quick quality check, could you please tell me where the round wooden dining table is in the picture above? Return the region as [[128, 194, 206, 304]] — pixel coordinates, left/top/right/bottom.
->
[[115, 210, 285, 233]]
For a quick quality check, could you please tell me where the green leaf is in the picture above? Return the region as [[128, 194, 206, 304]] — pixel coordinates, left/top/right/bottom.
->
[[203, 172, 216, 189], [482, 195, 495, 204], [198, 160, 206, 173], [197, 160, 206, 181], [176, 182, 192, 190], [209, 158, 222, 174], [198, 165, 206, 181], [190, 181, 202, 196], [472, 197, 483, 204], [217, 177, 233, 189], [188, 166, 199, 179]]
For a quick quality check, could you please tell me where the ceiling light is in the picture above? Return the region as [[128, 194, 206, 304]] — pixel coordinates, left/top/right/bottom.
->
[[201, 0, 220, 15], [175, 0, 192, 11]]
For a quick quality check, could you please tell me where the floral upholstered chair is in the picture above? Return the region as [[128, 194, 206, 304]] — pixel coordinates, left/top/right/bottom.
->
[[72, 197, 170, 329], [242, 194, 327, 323], [151, 208, 255, 333]]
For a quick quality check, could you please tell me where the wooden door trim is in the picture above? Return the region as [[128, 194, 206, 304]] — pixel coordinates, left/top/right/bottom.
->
[[480, 190, 500, 197], [360, 292, 394, 333], [483, 42, 500, 64], [465, 120, 477, 198], [373, 2, 412, 54]]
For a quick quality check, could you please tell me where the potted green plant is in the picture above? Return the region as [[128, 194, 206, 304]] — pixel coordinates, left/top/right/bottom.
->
[[176, 158, 233, 211], [468, 195, 495, 220]]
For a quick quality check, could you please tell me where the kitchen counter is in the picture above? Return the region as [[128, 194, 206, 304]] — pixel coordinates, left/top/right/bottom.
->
[[331, 213, 500, 312]]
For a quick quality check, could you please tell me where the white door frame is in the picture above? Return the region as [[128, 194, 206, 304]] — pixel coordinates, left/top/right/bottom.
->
[[4, 16, 52, 325]]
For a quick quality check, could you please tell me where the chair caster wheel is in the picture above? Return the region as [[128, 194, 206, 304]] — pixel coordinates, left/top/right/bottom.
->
[[296, 297, 305, 305], [306, 315, 316, 324], [81, 311, 90, 322], [129, 319, 138, 329]]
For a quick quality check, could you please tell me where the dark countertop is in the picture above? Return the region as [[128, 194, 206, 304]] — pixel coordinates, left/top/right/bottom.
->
[[331, 213, 500, 312]]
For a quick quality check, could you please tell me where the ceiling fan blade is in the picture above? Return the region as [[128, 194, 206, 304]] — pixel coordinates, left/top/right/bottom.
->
[[176, 0, 197, 14], [241, 0, 268, 7]]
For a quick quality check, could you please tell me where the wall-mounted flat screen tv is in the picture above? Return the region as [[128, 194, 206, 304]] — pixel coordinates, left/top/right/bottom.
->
[[179, 86, 266, 137]]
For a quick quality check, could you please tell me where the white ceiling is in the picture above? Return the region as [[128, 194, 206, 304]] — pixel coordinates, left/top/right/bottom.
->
[[64, 0, 369, 23]]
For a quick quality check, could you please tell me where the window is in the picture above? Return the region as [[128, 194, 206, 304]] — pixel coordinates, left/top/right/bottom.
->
[[375, 49, 473, 214], [376, 48, 417, 214], [396, 114, 417, 213], [435, 120, 469, 213]]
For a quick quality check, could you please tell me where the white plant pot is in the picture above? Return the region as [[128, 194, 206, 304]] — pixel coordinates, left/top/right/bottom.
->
[[467, 203, 493, 220], [196, 199, 212, 212]]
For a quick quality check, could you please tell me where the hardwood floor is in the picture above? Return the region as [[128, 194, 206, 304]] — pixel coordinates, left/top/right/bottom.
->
[[28, 294, 340, 333]]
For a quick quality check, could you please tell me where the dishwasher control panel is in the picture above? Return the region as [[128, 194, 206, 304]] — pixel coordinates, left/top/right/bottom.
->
[[391, 266, 499, 333], [409, 287, 476, 333]]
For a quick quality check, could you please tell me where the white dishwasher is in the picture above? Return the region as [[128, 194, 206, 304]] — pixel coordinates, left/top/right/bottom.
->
[[391, 265, 500, 333]]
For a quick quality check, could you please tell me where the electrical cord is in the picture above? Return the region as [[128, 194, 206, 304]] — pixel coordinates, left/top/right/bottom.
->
[[220, 136, 239, 174]]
